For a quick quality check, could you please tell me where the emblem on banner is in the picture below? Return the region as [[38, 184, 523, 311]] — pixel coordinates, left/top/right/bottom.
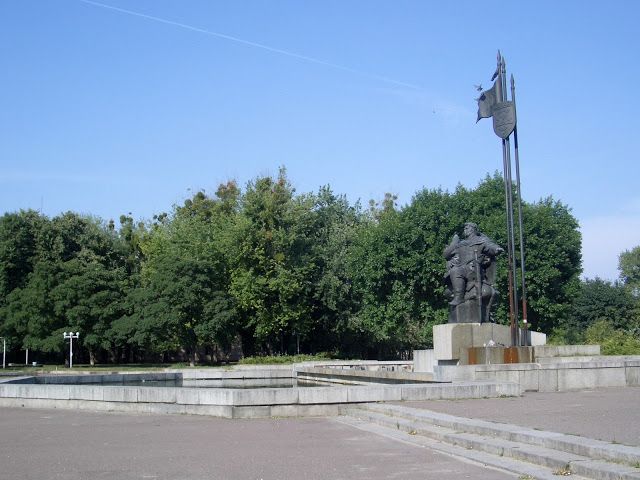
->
[[492, 101, 516, 139]]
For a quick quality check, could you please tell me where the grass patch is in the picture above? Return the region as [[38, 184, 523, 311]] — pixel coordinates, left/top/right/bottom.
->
[[552, 464, 572, 476], [239, 353, 332, 365]]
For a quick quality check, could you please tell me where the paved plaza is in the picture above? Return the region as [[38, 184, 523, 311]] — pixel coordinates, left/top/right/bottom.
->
[[2, 387, 639, 479], [1, 406, 515, 480]]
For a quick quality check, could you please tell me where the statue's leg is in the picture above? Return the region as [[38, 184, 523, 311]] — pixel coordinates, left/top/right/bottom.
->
[[449, 268, 466, 306], [485, 286, 496, 323]]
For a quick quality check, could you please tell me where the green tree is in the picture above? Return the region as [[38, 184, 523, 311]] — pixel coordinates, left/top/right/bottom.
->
[[306, 186, 363, 355], [229, 168, 316, 354], [566, 278, 637, 339], [347, 213, 415, 357], [0, 210, 48, 355], [3, 261, 58, 356], [0, 210, 45, 302], [619, 246, 640, 296], [51, 252, 127, 365], [519, 198, 582, 332], [103, 215, 147, 363], [2, 212, 129, 363], [139, 190, 238, 365]]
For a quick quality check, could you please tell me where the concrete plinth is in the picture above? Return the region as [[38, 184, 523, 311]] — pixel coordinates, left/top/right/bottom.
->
[[433, 323, 546, 364], [412, 349, 435, 373]]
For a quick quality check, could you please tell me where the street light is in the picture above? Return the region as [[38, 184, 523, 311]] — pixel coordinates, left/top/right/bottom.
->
[[63, 332, 79, 368], [0, 337, 5, 369]]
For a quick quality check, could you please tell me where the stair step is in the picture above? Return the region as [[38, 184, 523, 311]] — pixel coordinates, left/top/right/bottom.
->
[[341, 406, 640, 480], [336, 415, 590, 480], [346, 403, 640, 466]]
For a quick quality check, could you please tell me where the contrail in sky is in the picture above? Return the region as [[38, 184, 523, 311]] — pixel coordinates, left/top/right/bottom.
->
[[78, 0, 423, 90]]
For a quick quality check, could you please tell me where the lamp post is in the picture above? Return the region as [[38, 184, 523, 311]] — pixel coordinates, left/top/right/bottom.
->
[[0, 337, 5, 369], [63, 332, 79, 368]]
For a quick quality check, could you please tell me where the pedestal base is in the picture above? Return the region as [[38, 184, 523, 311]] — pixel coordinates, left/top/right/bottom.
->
[[433, 323, 546, 364], [448, 299, 488, 323]]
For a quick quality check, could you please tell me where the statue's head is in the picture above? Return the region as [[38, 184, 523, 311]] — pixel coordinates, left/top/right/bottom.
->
[[463, 222, 478, 237]]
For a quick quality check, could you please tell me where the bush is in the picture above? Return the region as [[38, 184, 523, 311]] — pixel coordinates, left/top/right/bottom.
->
[[585, 320, 640, 355], [547, 327, 569, 345]]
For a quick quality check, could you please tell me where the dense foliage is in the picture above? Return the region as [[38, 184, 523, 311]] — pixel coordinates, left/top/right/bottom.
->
[[619, 246, 640, 296], [0, 170, 594, 364], [548, 267, 640, 351]]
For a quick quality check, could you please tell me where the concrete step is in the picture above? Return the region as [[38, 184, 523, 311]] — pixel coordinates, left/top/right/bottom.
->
[[336, 414, 590, 480], [348, 402, 640, 466], [341, 405, 640, 480]]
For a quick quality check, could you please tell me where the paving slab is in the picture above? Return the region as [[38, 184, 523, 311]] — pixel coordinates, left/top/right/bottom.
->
[[394, 386, 640, 446], [0, 407, 517, 480]]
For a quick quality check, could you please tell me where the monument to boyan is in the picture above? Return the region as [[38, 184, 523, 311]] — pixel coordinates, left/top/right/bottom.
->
[[443, 222, 503, 323], [415, 52, 549, 370], [427, 222, 544, 367]]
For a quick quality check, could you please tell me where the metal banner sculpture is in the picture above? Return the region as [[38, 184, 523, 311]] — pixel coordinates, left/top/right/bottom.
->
[[474, 51, 529, 346]]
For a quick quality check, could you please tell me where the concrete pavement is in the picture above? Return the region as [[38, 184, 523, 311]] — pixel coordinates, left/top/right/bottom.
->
[[4, 387, 638, 479], [0, 407, 517, 480]]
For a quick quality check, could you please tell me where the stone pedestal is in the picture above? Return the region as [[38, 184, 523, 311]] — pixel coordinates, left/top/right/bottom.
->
[[412, 349, 435, 373], [448, 296, 490, 323], [433, 323, 546, 365]]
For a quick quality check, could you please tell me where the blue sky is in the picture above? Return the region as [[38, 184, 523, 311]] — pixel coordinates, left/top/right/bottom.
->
[[1, 0, 639, 280]]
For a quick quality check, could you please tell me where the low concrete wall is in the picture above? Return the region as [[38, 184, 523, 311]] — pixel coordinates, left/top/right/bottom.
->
[[180, 367, 293, 379], [535, 354, 640, 364], [534, 345, 601, 358], [0, 379, 519, 418], [434, 358, 640, 392], [295, 366, 433, 384], [296, 360, 412, 372], [1, 370, 296, 388], [30, 372, 180, 384]]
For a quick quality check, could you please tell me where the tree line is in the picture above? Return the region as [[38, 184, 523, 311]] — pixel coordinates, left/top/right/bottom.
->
[[1, 168, 635, 365]]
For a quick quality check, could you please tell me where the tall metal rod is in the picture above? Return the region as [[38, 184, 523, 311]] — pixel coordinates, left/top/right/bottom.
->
[[497, 52, 518, 346], [511, 74, 529, 346], [502, 138, 517, 346], [503, 56, 520, 346], [504, 139, 520, 345]]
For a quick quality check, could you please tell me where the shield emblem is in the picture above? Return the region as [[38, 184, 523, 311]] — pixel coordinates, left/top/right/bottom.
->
[[492, 101, 516, 139]]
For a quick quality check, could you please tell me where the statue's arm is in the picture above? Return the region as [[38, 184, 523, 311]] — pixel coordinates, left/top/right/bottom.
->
[[484, 239, 504, 257], [443, 234, 460, 259]]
